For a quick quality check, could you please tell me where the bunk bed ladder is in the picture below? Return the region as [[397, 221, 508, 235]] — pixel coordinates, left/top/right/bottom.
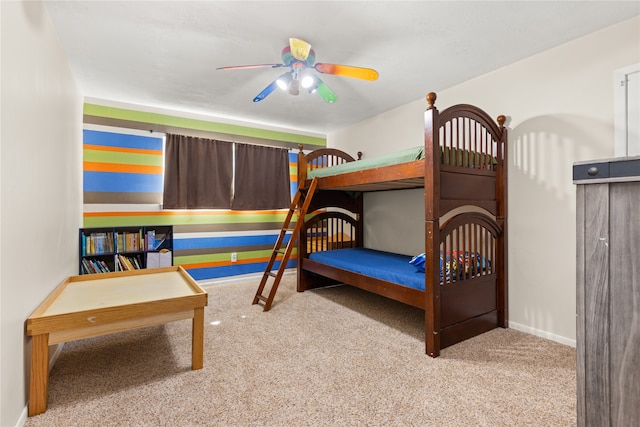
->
[[252, 177, 318, 311]]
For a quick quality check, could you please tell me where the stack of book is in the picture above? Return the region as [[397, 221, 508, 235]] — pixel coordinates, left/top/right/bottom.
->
[[116, 254, 142, 271], [81, 258, 111, 274]]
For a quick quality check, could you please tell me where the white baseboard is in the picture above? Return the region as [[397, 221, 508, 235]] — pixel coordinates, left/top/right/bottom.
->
[[509, 321, 576, 348], [15, 406, 27, 427], [197, 268, 295, 288]]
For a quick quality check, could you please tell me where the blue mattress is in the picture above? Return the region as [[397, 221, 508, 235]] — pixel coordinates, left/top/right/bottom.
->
[[308, 247, 425, 291]]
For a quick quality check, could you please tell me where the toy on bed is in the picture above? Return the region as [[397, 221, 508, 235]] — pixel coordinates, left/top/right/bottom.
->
[[410, 250, 491, 281]]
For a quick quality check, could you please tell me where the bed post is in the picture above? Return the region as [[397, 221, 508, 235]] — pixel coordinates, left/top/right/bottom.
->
[[424, 92, 441, 357], [297, 144, 307, 292], [297, 144, 308, 184], [496, 116, 509, 328]]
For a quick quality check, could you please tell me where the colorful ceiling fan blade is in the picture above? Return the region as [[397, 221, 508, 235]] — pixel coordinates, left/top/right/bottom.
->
[[289, 38, 312, 61], [315, 63, 379, 81], [217, 64, 283, 71], [315, 78, 337, 103], [253, 77, 281, 102]]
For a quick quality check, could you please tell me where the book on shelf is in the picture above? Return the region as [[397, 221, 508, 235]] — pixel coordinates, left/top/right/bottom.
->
[[154, 233, 171, 251], [118, 254, 131, 271], [117, 254, 142, 271], [82, 258, 112, 274], [81, 258, 92, 274], [82, 232, 115, 256], [146, 230, 155, 251], [114, 229, 144, 252]]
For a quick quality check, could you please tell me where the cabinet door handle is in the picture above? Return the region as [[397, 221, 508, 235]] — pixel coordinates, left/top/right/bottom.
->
[[587, 166, 599, 176]]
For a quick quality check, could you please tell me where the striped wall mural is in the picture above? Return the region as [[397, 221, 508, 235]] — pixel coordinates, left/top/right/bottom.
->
[[83, 126, 301, 281], [84, 129, 164, 204]]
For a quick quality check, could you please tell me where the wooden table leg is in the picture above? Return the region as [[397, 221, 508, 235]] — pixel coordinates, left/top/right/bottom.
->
[[29, 333, 50, 416], [191, 307, 204, 370]]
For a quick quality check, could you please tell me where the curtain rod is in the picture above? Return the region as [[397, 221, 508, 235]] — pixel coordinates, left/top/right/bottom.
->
[[84, 114, 324, 151]]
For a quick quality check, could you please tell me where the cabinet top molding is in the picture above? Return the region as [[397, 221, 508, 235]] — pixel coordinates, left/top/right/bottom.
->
[[573, 156, 640, 184]]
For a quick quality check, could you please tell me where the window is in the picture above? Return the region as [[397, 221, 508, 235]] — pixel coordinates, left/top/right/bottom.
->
[[163, 134, 233, 209], [231, 143, 291, 210]]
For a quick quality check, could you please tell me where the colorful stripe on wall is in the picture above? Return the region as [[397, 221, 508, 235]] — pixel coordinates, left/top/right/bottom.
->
[[289, 151, 299, 194], [83, 210, 297, 280], [83, 125, 301, 281], [84, 103, 326, 147], [83, 129, 164, 204]]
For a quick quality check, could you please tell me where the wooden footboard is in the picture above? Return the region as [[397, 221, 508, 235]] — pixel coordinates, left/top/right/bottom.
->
[[430, 211, 504, 354]]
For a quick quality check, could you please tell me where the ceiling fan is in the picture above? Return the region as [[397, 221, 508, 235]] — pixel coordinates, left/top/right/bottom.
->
[[217, 38, 379, 103]]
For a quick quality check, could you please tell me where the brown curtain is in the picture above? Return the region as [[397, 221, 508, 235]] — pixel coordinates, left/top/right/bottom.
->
[[163, 134, 233, 209], [231, 144, 291, 210]]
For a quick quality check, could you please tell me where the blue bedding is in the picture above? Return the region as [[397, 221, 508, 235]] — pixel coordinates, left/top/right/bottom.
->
[[308, 247, 425, 291]]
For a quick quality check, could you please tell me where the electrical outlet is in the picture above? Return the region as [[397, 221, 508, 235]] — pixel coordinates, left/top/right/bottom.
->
[[231, 252, 237, 263]]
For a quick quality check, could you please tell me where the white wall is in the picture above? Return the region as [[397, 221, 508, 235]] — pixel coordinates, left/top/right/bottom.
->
[[0, 1, 82, 425], [328, 16, 640, 346]]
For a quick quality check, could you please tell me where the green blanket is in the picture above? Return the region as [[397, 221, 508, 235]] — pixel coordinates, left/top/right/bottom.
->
[[307, 145, 496, 179], [308, 146, 424, 179]]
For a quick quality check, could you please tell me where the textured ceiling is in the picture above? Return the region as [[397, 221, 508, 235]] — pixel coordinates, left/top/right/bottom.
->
[[44, 1, 639, 135]]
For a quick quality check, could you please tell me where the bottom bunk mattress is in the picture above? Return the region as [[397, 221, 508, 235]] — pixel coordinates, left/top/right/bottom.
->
[[308, 248, 425, 291]]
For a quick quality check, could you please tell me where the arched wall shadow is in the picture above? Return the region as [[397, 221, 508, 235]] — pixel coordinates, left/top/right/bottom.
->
[[507, 113, 612, 341]]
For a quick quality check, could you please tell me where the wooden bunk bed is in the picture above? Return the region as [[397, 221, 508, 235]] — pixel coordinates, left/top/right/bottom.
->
[[296, 92, 508, 357]]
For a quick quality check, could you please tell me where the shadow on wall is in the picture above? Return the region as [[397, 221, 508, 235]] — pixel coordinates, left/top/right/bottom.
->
[[510, 114, 612, 200], [23, 0, 46, 30], [507, 114, 611, 340]]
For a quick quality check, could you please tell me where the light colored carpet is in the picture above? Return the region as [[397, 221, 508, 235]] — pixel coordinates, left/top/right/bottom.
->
[[25, 274, 576, 426]]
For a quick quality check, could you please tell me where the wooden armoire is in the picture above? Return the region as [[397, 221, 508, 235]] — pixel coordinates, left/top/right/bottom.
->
[[574, 156, 640, 426]]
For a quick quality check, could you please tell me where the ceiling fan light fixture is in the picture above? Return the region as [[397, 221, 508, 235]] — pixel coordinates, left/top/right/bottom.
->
[[307, 85, 318, 94], [289, 78, 300, 96], [276, 73, 292, 90], [301, 74, 316, 89]]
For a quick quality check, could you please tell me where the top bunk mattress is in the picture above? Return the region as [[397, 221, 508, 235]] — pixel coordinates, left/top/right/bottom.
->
[[307, 146, 496, 180], [308, 146, 424, 179]]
